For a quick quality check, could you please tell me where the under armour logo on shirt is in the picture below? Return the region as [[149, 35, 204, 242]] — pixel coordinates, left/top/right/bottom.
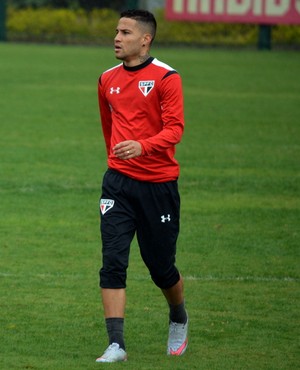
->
[[110, 87, 120, 94]]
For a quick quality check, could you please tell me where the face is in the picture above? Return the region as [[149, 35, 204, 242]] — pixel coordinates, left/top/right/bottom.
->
[[114, 17, 150, 67]]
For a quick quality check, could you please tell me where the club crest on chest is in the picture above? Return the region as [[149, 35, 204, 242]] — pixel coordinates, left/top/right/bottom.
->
[[139, 81, 155, 96]]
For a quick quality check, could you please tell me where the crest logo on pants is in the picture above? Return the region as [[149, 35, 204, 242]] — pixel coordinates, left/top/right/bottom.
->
[[139, 81, 155, 96], [100, 199, 115, 215]]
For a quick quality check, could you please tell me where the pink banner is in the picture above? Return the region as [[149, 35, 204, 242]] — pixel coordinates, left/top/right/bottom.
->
[[166, 0, 300, 24]]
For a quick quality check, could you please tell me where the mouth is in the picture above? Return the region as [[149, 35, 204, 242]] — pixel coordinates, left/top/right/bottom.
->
[[114, 44, 122, 52]]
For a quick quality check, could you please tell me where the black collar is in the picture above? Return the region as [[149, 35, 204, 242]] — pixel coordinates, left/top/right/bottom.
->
[[123, 57, 154, 72]]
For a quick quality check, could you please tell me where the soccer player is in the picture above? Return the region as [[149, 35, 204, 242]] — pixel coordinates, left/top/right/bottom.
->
[[96, 9, 188, 363]]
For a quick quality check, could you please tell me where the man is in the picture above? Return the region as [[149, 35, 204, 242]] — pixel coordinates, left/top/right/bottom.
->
[[96, 9, 188, 363]]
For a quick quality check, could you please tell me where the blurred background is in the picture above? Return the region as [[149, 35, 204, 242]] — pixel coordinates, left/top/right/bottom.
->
[[1, 0, 300, 48]]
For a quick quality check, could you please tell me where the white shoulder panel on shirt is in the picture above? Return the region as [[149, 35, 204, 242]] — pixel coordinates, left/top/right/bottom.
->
[[152, 58, 174, 72], [103, 63, 123, 74]]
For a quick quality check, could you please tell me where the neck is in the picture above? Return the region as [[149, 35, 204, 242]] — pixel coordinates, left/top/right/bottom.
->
[[123, 54, 151, 68], [138, 54, 150, 64]]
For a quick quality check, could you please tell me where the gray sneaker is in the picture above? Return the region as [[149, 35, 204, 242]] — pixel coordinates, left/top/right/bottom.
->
[[96, 343, 128, 363], [167, 318, 188, 356]]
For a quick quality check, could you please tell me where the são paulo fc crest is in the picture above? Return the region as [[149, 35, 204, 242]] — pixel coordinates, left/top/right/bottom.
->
[[100, 199, 115, 215], [139, 80, 155, 96]]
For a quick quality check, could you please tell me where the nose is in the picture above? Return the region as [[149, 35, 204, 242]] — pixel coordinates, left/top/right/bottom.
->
[[114, 32, 121, 43]]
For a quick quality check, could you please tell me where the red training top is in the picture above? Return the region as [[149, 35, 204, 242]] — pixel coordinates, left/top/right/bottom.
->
[[98, 57, 184, 182]]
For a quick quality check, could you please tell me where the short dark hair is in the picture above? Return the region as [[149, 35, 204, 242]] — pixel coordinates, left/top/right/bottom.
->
[[120, 9, 157, 44]]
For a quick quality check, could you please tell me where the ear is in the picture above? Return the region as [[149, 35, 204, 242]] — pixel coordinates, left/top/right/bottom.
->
[[142, 33, 152, 47]]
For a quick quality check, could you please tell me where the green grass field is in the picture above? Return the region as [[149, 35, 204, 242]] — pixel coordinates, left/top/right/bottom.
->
[[0, 42, 299, 370]]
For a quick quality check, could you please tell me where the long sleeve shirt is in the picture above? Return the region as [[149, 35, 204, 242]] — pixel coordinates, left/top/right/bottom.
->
[[98, 57, 184, 182]]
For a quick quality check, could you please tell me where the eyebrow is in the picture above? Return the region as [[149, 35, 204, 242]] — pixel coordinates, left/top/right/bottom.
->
[[116, 27, 132, 33]]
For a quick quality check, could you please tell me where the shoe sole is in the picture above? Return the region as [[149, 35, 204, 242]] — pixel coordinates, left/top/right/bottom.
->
[[96, 357, 127, 363]]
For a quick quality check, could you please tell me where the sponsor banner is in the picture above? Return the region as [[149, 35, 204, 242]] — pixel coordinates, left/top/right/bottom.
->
[[166, 0, 300, 24]]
